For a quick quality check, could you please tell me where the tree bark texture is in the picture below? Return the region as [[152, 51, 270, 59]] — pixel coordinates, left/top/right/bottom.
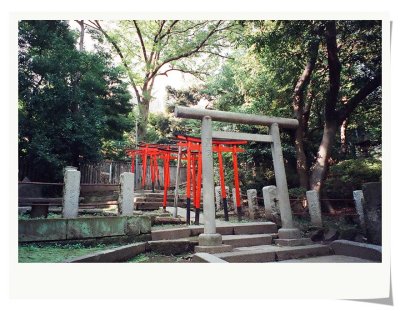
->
[[292, 38, 320, 189], [309, 21, 341, 193], [309, 21, 381, 194]]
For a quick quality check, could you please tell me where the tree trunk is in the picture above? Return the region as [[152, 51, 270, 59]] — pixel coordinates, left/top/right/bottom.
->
[[309, 119, 338, 192], [292, 39, 320, 189], [137, 98, 150, 140], [308, 21, 381, 196], [77, 20, 84, 51]]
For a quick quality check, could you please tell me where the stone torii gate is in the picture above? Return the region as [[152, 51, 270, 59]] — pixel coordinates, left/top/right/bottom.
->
[[175, 106, 301, 253]]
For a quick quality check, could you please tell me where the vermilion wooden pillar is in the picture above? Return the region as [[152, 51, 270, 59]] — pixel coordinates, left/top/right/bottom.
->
[[150, 154, 156, 193], [217, 144, 229, 221], [195, 149, 202, 225], [232, 145, 242, 221], [142, 145, 148, 188], [186, 142, 192, 224]]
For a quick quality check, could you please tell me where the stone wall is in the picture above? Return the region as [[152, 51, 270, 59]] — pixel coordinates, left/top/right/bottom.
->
[[18, 215, 151, 243]]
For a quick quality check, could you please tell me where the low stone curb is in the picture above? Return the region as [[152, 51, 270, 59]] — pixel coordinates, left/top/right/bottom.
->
[[66, 242, 147, 263], [19, 215, 151, 243], [330, 240, 382, 262]]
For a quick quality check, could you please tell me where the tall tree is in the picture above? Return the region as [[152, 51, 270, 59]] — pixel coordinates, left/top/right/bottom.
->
[[84, 20, 236, 140], [205, 20, 382, 195], [18, 20, 134, 181], [308, 21, 381, 192]]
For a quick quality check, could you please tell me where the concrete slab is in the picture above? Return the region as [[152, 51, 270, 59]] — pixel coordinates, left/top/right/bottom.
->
[[216, 249, 276, 263], [222, 234, 273, 248], [66, 242, 146, 263], [217, 225, 235, 235], [189, 224, 235, 236], [279, 255, 374, 263], [233, 222, 277, 235], [274, 244, 331, 261], [216, 244, 330, 262], [330, 240, 382, 262], [194, 244, 233, 254], [192, 253, 228, 263], [274, 238, 313, 247], [151, 227, 191, 240]]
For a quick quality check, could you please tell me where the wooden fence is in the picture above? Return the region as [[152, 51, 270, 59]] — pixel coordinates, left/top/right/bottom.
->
[[80, 161, 187, 188]]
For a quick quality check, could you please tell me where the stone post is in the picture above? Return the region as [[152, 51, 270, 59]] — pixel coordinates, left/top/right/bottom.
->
[[262, 185, 277, 220], [362, 182, 382, 245], [215, 186, 222, 211], [232, 188, 238, 214], [247, 189, 258, 220], [62, 167, 81, 218], [306, 190, 323, 227], [119, 172, 135, 216], [353, 190, 366, 233], [215, 186, 229, 211], [195, 116, 232, 253], [270, 123, 300, 239]]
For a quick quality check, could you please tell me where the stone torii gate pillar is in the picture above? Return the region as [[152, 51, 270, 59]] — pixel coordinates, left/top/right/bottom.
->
[[175, 106, 301, 248], [194, 116, 233, 253], [269, 123, 300, 239]]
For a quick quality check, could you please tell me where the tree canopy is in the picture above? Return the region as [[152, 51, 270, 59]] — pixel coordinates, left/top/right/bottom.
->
[[84, 20, 238, 139], [18, 20, 134, 181], [18, 19, 382, 200]]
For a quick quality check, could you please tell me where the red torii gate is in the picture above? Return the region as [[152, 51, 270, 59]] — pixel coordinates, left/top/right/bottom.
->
[[126, 136, 247, 224], [176, 135, 247, 223]]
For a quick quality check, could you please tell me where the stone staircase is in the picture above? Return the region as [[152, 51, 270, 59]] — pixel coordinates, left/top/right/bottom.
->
[[150, 221, 381, 263], [134, 191, 184, 211], [150, 221, 331, 262]]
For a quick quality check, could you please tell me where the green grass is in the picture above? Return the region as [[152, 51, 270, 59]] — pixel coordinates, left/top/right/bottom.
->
[[127, 251, 193, 263], [18, 243, 118, 263]]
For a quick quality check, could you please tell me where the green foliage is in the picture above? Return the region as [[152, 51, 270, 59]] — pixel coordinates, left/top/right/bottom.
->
[[288, 187, 308, 199], [18, 20, 134, 181], [203, 20, 382, 193], [324, 158, 382, 199]]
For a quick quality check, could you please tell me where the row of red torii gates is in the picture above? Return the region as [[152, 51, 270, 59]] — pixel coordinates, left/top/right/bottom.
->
[[126, 134, 248, 225]]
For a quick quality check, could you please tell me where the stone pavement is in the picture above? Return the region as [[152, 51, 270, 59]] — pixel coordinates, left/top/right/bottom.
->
[[279, 255, 373, 263]]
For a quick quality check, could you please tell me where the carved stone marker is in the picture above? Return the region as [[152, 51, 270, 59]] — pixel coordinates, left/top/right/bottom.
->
[[262, 185, 278, 220], [62, 167, 81, 218], [119, 172, 135, 216], [362, 182, 382, 245], [247, 189, 258, 220], [353, 190, 366, 233], [306, 190, 323, 228], [232, 188, 238, 213]]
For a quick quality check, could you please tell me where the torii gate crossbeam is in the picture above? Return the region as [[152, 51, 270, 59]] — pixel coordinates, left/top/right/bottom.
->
[[175, 106, 301, 251]]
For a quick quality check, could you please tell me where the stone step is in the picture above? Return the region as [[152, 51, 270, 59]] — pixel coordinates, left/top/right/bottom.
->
[[231, 222, 278, 235], [134, 196, 185, 203], [278, 255, 375, 263], [222, 234, 273, 248], [136, 203, 162, 211], [151, 222, 278, 241], [214, 244, 331, 263]]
